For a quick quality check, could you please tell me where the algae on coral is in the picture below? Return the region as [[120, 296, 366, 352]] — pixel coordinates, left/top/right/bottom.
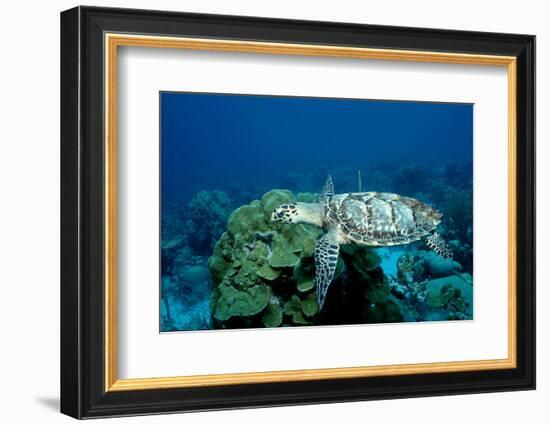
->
[[208, 188, 403, 328], [301, 293, 318, 317], [284, 295, 310, 325], [293, 260, 315, 292], [426, 275, 473, 317], [262, 301, 283, 327], [212, 280, 271, 322]]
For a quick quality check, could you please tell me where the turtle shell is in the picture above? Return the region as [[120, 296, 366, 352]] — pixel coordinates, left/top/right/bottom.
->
[[324, 192, 442, 246]]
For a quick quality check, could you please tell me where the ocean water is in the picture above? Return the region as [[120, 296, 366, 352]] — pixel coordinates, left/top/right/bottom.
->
[[160, 92, 473, 332]]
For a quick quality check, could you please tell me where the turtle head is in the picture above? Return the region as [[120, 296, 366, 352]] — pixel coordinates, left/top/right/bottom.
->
[[271, 203, 299, 224], [271, 202, 323, 227]]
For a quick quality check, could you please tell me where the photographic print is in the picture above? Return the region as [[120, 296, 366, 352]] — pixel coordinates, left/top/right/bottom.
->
[[160, 92, 473, 332], [61, 9, 535, 417]]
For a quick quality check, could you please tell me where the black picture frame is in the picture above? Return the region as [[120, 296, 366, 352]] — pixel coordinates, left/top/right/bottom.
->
[[61, 5, 535, 419]]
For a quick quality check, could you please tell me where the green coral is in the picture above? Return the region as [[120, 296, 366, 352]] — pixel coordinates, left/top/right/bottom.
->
[[256, 261, 281, 281], [349, 247, 382, 278], [208, 238, 231, 283], [251, 241, 281, 281], [384, 300, 404, 322], [363, 300, 404, 323], [262, 301, 283, 327], [293, 256, 345, 293], [208, 190, 324, 328], [269, 233, 302, 268], [364, 273, 391, 303], [334, 257, 346, 279], [227, 203, 268, 239], [212, 279, 271, 321], [284, 295, 310, 325], [301, 293, 318, 317], [426, 275, 473, 317], [301, 236, 318, 257], [207, 188, 394, 328], [233, 260, 258, 288], [293, 260, 315, 292]]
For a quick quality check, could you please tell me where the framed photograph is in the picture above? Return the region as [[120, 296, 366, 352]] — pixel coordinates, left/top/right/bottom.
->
[[60, 6, 535, 419]]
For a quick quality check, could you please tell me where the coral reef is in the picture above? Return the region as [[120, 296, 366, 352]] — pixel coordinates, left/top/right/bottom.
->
[[160, 271, 212, 331], [161, 199, 219, 331], [184, 190, 233, 255], [208, 189, 396, 329], [161, 160, 474, 331], [390, 250, 473, 321], [426, 275, 473, 319], [390, 163, 431, 197], [161, 199, 187, 242], [440, 188, 473, 273]]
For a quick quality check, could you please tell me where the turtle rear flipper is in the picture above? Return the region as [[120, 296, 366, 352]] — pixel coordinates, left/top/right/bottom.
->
[[317, 175, 334, 204], [315, 228, 340, 309], [425, 232, 453, 260]]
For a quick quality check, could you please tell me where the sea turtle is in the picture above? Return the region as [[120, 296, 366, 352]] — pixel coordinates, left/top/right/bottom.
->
[[271, 175, 452, 309]]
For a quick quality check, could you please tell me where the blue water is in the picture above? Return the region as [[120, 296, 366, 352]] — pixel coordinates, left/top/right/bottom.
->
[[160, 91, 473, 332]]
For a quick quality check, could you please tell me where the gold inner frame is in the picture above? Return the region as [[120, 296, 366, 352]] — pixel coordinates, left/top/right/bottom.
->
[[104, 33, 517, 392]]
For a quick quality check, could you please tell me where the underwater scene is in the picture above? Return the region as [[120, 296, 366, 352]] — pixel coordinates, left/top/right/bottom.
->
[[160, 92, 473, 332]]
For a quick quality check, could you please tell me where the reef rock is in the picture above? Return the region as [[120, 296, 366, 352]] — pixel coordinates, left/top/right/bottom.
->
[[212, 278, 272, 322], [397, 250, 461, 283], [178, 265, 210, 283], [185, 190, 233, 255], [426, 275, 473, 319], [422, 251, 462, 278]]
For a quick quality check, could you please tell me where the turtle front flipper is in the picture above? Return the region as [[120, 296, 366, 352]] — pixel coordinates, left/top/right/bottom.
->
[[315, 229, 340, 309], [425, 232, 453, 260]]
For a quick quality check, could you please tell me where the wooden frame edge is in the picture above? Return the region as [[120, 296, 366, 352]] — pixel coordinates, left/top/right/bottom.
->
[[507, 59, 518, 369], [104, 33, 518, 392], [105, 32, 118, 391], [108, 358, 516, 391]]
